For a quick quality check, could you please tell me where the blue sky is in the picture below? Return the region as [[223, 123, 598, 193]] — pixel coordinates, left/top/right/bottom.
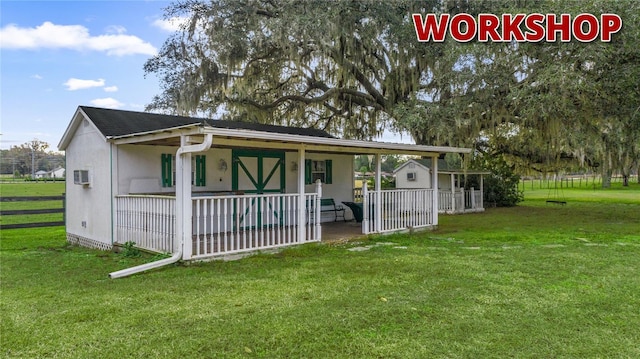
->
[[0, 0, 183, 150], [1, 0, 409, 151]]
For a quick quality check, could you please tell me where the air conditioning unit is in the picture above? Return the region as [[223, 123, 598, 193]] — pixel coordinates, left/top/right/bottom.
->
[[74, 170, 90, 185], [407, 172, 416, 181]]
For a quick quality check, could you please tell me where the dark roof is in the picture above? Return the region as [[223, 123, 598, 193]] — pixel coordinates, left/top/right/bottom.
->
[[413, 158, 461, 171], [80, 106, 335, 139]]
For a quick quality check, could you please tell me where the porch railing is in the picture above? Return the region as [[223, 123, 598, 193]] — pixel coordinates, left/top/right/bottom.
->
[[362, 188, 434, 234], [115, 195, 176, 253], [191, 192, 319, 258], [438, 188, 484, 213]]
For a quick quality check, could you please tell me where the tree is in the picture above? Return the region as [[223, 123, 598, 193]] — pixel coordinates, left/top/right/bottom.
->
[[0, 140, 62, 176], [147, 0, 639, 184], [145, 0, 468, 139]]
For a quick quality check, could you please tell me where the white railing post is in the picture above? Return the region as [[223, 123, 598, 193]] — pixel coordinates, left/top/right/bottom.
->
[[374, 153, 382, 233], [471, 187, 476, 209], [479, 175, 484, 210], [362, 184, 369, 234], [450, 174, 455, 213], [431, 156, 438, 226], [315, 179, 322, 241], [297, 147, 306, 243]]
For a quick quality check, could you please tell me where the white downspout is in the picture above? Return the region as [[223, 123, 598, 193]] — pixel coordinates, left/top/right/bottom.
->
[[109, 133, 213, 279]]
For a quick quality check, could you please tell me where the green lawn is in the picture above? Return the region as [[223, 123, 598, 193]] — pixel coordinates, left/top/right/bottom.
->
[[1, 186, 639, 358]]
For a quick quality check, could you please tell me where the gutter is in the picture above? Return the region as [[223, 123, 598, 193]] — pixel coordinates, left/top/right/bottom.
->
[[108, 133, 213, 279]]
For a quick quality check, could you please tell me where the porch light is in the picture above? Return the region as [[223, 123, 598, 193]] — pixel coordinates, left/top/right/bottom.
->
[[291, 161, 298, 171], [218, 159, 228, 172]]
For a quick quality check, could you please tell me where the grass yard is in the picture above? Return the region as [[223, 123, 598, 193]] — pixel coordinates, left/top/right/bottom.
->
[[1, 185, 639, 358]]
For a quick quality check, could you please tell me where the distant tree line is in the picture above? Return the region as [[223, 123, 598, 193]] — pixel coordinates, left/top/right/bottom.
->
[[0, 140, 65, 177]]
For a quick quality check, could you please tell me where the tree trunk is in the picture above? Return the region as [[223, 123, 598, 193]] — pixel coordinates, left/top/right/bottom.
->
[[622, 175, 629, 187]]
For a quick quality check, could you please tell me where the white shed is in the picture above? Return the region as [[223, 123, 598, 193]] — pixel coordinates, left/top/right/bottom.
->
[[58, 106, 470, 276], [394, 159, 489, 214]]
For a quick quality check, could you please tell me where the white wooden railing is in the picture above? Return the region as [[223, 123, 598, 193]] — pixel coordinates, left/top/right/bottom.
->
[[191, 192, 320, 258], [115, 195, 176, 253], [362, 187, 434, 234], [438, 188, 484, 213]]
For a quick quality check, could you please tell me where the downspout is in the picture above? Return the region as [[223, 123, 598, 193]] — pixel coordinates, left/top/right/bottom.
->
[[109, 133, 213, 279]]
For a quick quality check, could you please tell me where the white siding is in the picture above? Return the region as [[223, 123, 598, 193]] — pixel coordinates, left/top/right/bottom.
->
[[395, 164, 431, 189], [117, 145, 233, 195], [65, 118, 113, 247], [285, 152, 355, 221]]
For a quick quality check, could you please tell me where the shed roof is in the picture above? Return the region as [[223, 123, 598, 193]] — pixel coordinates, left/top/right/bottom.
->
[[79, 106, 334, 139], [59, 106, 472, 157], [394, 159, 490, 175]]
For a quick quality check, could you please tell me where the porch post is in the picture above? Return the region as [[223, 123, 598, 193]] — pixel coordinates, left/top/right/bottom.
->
[[450, 173, 455, 213], [374, 153, 382, 233], [480, 174, 484, 210], [362, 183, 369, 234], [431, 155, 438, 226], [177, 136, 193, 260], [297, 146, 306, 243], [470, 187, 476, 209], [315, 180, 322, 241]]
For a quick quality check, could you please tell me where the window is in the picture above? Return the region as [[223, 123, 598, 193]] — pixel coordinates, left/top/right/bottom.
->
[[161, 154, 206, 187], [407, 172, 417, 181], [305, 159, 332, 185]]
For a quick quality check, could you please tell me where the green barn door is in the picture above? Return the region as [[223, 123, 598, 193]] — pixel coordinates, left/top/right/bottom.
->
[[232, 150, 285, 227]]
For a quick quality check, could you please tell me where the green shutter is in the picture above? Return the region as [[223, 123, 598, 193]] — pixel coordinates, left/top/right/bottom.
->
[[161, 154, 172, 187], [195, 155, 206, 186], [325, 159, 332, 184], [305, 159, 312, 185]]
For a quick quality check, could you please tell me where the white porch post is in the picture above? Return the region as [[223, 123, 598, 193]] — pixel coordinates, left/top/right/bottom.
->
[[315, 180, 322, 241], [431, 156, 438, 226], [177, 136, 193, 260], [480, 174, 484, 209], [374, 153, 382, 233], [470, 187, 476, 209], [362, 183, 369, 234], [297, 146, 306, 243], [450, 173, 455, 213]]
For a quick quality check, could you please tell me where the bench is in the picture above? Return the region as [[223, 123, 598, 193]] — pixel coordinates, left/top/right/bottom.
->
[[309, 198, 346, 222]]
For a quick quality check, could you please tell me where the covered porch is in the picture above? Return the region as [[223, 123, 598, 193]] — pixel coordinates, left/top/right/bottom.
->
[[110, 124, 470, 261]]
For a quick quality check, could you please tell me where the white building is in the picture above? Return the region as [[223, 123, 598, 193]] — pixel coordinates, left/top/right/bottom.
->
[[394, 159, 488, 214], [58, 106, 470, 277]]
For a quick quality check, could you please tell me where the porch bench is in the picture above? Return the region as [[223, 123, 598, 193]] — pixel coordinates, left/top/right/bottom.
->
[[309, 198, 346, 222]]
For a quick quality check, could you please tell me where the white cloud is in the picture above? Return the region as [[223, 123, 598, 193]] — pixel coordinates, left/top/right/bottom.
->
[[90, 97, 124, 109], [104, 86, 118, 92], [152, 16, 190, 32], [0, 21, 157, 56], [105, 25, 127, 35], [63, 78, 105, 91], [31, 74, 43, 80]]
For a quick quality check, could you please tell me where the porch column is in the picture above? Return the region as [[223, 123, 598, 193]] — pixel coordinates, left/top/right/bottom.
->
[[431, 155, 438, 226], [177, 136, 193, 260], [374, 153, 382, 233], [480, 174, 484, 210], [297, 146, 306, 243], [450, 173, 455, 213]]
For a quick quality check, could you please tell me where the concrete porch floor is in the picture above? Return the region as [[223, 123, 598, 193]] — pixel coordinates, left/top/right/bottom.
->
[[320, 220, 366, 242]]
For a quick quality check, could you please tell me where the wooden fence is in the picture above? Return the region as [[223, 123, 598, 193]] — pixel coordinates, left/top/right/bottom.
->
[[0, 195, 65, 229]]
